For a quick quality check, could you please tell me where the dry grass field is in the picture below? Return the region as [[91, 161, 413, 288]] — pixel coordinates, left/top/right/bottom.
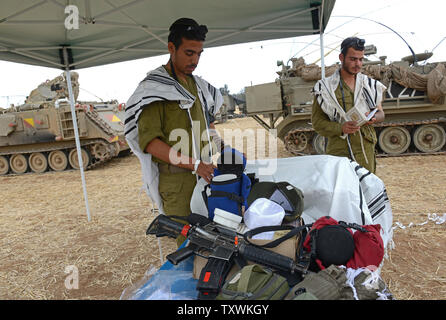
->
[[0, 117, 445, 300]]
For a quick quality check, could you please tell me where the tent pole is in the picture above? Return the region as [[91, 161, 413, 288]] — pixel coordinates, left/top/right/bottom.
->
[[319, 1, 326, 79], [65, 69, 92, 222], [320, 33, 325, 79]]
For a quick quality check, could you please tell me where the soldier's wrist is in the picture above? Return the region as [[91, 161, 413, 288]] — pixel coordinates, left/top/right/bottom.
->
[[192, 159, 201, 174]]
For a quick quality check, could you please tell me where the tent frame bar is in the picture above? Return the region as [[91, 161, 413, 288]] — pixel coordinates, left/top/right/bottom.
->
[[4, 47, 64, 68]]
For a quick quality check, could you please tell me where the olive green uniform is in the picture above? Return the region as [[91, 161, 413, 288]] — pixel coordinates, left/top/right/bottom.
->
[[311, 78, 377, 173], [138, 66, 212, 245]]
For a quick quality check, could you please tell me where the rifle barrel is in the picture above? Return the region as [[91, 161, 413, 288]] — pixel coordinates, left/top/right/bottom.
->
[[238, 243, 298, 274]]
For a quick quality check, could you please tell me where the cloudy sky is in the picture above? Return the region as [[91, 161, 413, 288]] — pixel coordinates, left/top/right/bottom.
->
[[1, 0, 445, 106]]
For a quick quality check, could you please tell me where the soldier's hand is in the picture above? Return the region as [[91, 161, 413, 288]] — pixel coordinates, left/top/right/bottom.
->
[[365, 111, 378, 125], [342, 121, 360, 134], [196, 161, 216, 183]]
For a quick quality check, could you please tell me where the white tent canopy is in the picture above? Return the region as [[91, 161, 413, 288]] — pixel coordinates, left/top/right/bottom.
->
[[0, 0, 336, 220]]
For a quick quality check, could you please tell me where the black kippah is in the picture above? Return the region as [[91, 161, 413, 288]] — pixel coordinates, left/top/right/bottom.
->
[[168, 17, 208, 40], [170, 18, 199, 31]]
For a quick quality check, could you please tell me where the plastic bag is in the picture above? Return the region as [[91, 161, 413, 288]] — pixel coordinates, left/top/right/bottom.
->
[[120, 263, 198, 300]]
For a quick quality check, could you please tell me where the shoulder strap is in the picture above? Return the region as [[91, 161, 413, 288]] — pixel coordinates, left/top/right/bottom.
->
[[243, 223, 312, 248], [338, 221, 369, 232], [202, 184, 210, 210], [209, 190, 244, 203]]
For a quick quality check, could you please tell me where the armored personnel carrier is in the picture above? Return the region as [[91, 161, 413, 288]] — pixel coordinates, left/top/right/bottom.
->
[[0, 72, 129, 175], [245, 50, 446, 157], [215, 87, 247, 123]]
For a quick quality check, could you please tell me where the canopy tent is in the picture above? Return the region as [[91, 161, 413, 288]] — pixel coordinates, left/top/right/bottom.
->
[[0, 0, 335, 69], [0, 0, 336, 221]]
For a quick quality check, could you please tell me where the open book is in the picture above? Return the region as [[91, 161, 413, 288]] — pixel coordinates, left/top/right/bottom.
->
[[345, 108, 378, 126]]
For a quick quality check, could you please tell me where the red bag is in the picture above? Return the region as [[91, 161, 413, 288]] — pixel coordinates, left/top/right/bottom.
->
[[303, 216, 355, 270], [302, 216, 384, 271], [346, 224, 384, 269]]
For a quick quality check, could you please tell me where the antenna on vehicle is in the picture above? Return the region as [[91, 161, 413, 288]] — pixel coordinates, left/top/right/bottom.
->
[[79, 88, 104, 102], [334, 15, 418, 65]]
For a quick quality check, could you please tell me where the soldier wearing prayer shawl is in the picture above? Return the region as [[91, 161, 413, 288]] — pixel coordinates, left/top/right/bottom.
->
[[311, 37, 386, 173], [124, 18, 226, 246]]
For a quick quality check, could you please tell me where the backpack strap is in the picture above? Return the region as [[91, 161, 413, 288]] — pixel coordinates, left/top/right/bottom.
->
[[202, 184, 210, 211], [338, 221, 369, 232], [209, 190, 244, 203]]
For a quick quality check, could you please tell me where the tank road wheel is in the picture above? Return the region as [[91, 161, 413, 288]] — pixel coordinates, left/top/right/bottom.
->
[[378, 127, 411, 155], [312, 133, 326, 155], [0, 156, 9, 175], [9, 154, 28, 174], [412, 124, 446, 153], [284, 131, 309, 155], [48, 150, 68, 172], [29, 152, 48, 173], [68, 148, 90, 170]]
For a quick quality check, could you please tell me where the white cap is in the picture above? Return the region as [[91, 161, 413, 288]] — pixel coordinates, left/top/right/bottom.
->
[[243, 198, 285, 240]]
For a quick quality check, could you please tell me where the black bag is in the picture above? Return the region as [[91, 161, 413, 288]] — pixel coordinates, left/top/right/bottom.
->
[[247, 181, 304, 222]]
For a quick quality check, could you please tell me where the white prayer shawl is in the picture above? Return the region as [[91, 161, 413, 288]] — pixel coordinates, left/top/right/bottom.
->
[[313, 69, 386, 124], [240, 155, 393, 249], [124, 66, 223, 214], [312, 69, 386, 164], [349, 160, 393, 248]]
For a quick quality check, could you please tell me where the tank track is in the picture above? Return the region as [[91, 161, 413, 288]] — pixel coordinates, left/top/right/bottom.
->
[[0, 138, 116, 176], [283, 117, 446, 157]]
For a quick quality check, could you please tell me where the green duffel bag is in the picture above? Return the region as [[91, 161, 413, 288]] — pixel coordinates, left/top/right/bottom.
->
[[216, 264, 290, 300]]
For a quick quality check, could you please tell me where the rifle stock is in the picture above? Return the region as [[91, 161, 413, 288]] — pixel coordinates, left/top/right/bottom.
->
[[146, 214, 187, 238]]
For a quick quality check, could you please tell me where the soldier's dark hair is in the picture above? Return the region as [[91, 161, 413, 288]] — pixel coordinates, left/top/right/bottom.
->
[[168, 18, 208, 49], [340, 37, 365, 56]]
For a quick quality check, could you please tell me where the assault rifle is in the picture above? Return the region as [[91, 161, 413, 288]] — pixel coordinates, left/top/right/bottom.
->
[[146, 214, 309, 299]]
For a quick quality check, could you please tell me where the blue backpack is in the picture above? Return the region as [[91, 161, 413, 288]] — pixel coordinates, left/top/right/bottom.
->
[[203, 147, 251, 220]]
